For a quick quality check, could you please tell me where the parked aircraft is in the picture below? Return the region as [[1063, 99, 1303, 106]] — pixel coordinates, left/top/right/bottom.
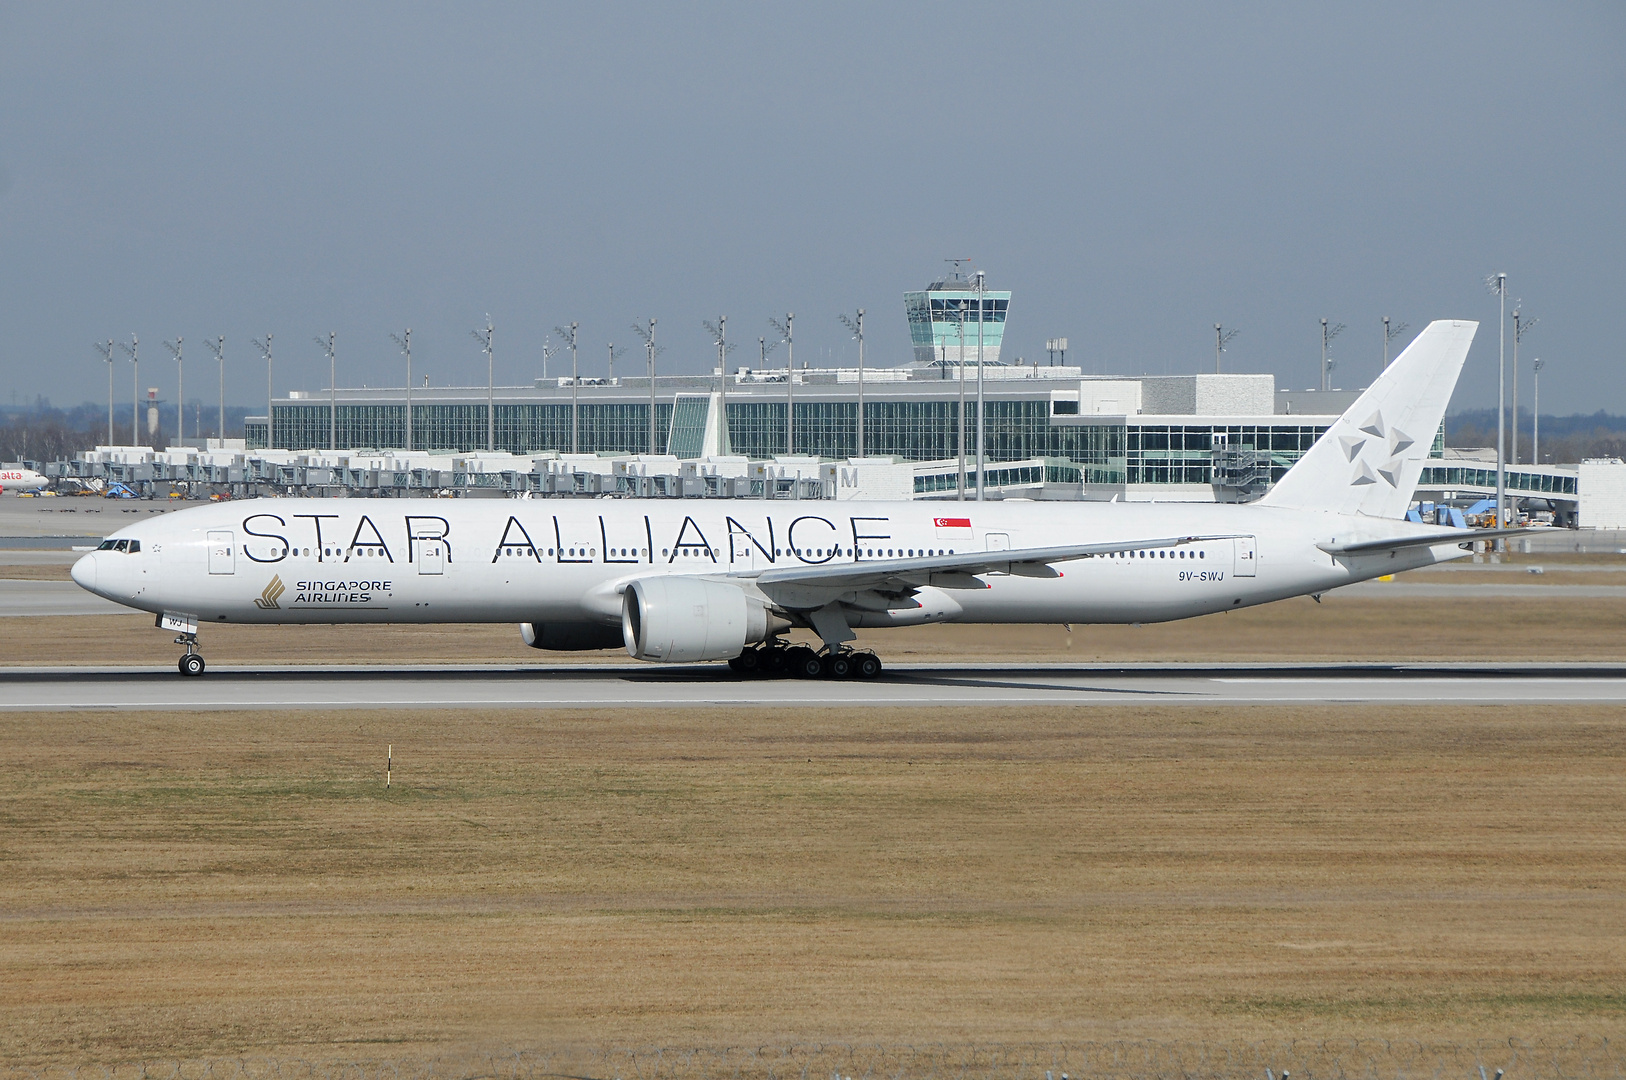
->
[[73, 320, 1513, 678], [0, 467, 48, 493]]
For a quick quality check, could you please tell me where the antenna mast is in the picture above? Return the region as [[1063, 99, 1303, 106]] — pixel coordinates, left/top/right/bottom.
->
[[554, 322, 580, 453], [769, 314, 793, 455], [1319, 318, 1346, 391], [1213, 324, 1238, 374], [839, 310, 866, 457]]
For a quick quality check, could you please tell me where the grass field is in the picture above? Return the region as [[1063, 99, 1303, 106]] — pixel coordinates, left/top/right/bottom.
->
[[1, 702, 1623, 1063]]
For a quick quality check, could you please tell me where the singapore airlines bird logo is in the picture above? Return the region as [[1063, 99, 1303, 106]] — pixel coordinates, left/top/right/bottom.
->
[[254, 575, 286, 610]]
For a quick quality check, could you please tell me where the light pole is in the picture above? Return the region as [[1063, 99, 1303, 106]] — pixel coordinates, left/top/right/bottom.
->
[[1383, 317, 1410, 369], [1320, 318, 1345, 392], [839, 309, 866, 457], [555, 322, 580, 453], [472, 316, 495, 451], [315, 333, 337, 450], [607, 342, 624, 381], [1486, 272, 1508, 531], [1532, 358, 1545, 465], [116, 335, 139, 445], [769, 314, 794, 455], [389, 329, 412, 452], [253, 335, 274, 450], [164, 337, 183, 445], [1512, 307, 1537, 465], [956, 300, 969, 500], [632, 319, 661, 455], [203, 336, 225, 443], [702, 317, 737, 455], [1214, 324, 1238, 374], [975, 271, 986, 501], [94, 341, 114, 444]]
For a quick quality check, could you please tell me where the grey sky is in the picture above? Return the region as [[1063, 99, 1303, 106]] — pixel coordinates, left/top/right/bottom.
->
[[1, 2, 1621, 416]]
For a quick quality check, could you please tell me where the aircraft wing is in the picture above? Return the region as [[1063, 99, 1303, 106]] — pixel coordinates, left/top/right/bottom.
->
[[1319, 527, 1532, 556], [747, 534, 1240, 594]]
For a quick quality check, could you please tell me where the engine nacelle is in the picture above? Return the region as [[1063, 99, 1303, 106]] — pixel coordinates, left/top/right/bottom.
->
[[621, 576, 771, 662], [520, 621, 626, 651]]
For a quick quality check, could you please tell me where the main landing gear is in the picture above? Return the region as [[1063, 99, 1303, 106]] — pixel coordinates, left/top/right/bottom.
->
[[176, 633, 205, 677], [728, 641, 881, 680]]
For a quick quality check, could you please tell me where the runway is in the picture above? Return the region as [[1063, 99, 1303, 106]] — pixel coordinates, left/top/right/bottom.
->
[[4, 661, 1626, 710]]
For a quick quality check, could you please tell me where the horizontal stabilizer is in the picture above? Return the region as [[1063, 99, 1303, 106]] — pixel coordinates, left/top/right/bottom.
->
[[1319, 527, 1532, 556]]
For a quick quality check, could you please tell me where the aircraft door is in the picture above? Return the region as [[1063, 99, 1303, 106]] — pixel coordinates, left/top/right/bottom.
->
[[207, 530, 235, 575], [1233, 535, 1257, 577], [985, 532, 1011, 551], [418, 539, 445, 575]]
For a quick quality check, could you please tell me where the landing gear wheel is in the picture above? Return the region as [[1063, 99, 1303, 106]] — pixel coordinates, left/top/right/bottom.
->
[[821, 652, 853, 679], [789, 646, 824, 679], [853, 652, 881, 679], [759, 645, 787, 676], [178, 653, 205, 677]]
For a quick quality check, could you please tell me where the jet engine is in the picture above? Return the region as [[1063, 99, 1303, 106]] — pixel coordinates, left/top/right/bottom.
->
[[520, 621, 626, 651], [621, 576, 775, 662]]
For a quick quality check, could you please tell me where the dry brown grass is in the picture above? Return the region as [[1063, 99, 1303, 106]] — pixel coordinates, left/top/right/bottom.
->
[[5, 587, 1626, 667], [1, 704, 1623, 1062]]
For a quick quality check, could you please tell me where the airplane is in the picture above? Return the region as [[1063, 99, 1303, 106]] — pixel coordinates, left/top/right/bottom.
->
[[72, 319, 1518, 678], [0, 467, 48, 494]]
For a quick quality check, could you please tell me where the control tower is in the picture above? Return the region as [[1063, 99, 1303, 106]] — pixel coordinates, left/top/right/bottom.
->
[[904, 265, 1011, 367]]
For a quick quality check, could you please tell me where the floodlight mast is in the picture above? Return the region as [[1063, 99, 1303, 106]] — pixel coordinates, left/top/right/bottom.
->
[[1320, 318, 1345, 391], [388, 329, 411, 452], [632, 319, 662, 454], [955, 299, 969, 500], [1532, 358, 1545, 465], [975, 271, 986, 501], [702, 317, 738, 454], [555, 323, 580, 453], [769, 315, 794, 455], [1512, 307, 1537, 465], [1382, 317, 1410, 369], [164, 337, 183, 444], [203, 336, 225, 443], [607, 342, 625, 381], [94, 341, 114, 444], [541, 336, 560, 382], [253, 335, 274, 450], [116, 335, 139, 445], [1214, 324, 1239, 374], [1486, 271, 1508, 534], [839, 309, 866, 457], [471, 316, 495, 451], [314, 333, 337, 450]]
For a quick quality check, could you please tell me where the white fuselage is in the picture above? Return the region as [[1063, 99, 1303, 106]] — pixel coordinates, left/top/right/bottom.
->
[[0, 468, 47, 492], [71, 497, 1464, 633]]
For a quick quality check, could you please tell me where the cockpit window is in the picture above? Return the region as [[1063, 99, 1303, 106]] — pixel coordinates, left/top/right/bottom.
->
[[126, 539, 140, 553], [97, 539, 116, 550], [114, 539, 129, 552]]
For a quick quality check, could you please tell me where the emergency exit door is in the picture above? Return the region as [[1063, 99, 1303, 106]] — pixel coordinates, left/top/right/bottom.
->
[[418, 539, 445, 575]]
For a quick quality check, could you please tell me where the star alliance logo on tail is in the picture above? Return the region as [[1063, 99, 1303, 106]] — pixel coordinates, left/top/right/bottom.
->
[[254, 575, 286, 609]]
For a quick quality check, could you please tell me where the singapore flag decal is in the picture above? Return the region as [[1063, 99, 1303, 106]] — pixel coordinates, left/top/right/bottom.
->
[[933, 516, 973, 539]]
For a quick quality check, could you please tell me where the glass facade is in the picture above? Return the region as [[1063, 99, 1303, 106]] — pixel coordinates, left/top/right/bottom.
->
[[1419, 465, 1576, 495], [253, 394, 1334, 492]]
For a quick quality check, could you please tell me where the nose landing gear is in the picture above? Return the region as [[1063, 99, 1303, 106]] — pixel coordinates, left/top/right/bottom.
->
[[176, 634, 205, 677]]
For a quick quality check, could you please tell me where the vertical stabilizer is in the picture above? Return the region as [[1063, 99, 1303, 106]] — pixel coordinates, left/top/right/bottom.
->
[[1261, 319, 1477, 518]]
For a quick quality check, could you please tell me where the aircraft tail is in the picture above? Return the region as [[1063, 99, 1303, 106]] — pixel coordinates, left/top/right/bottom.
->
[[1261, 319, 1477, 518]]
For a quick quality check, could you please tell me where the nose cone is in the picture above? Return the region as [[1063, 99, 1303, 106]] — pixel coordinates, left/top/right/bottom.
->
[[71, 552, 97, 591]]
